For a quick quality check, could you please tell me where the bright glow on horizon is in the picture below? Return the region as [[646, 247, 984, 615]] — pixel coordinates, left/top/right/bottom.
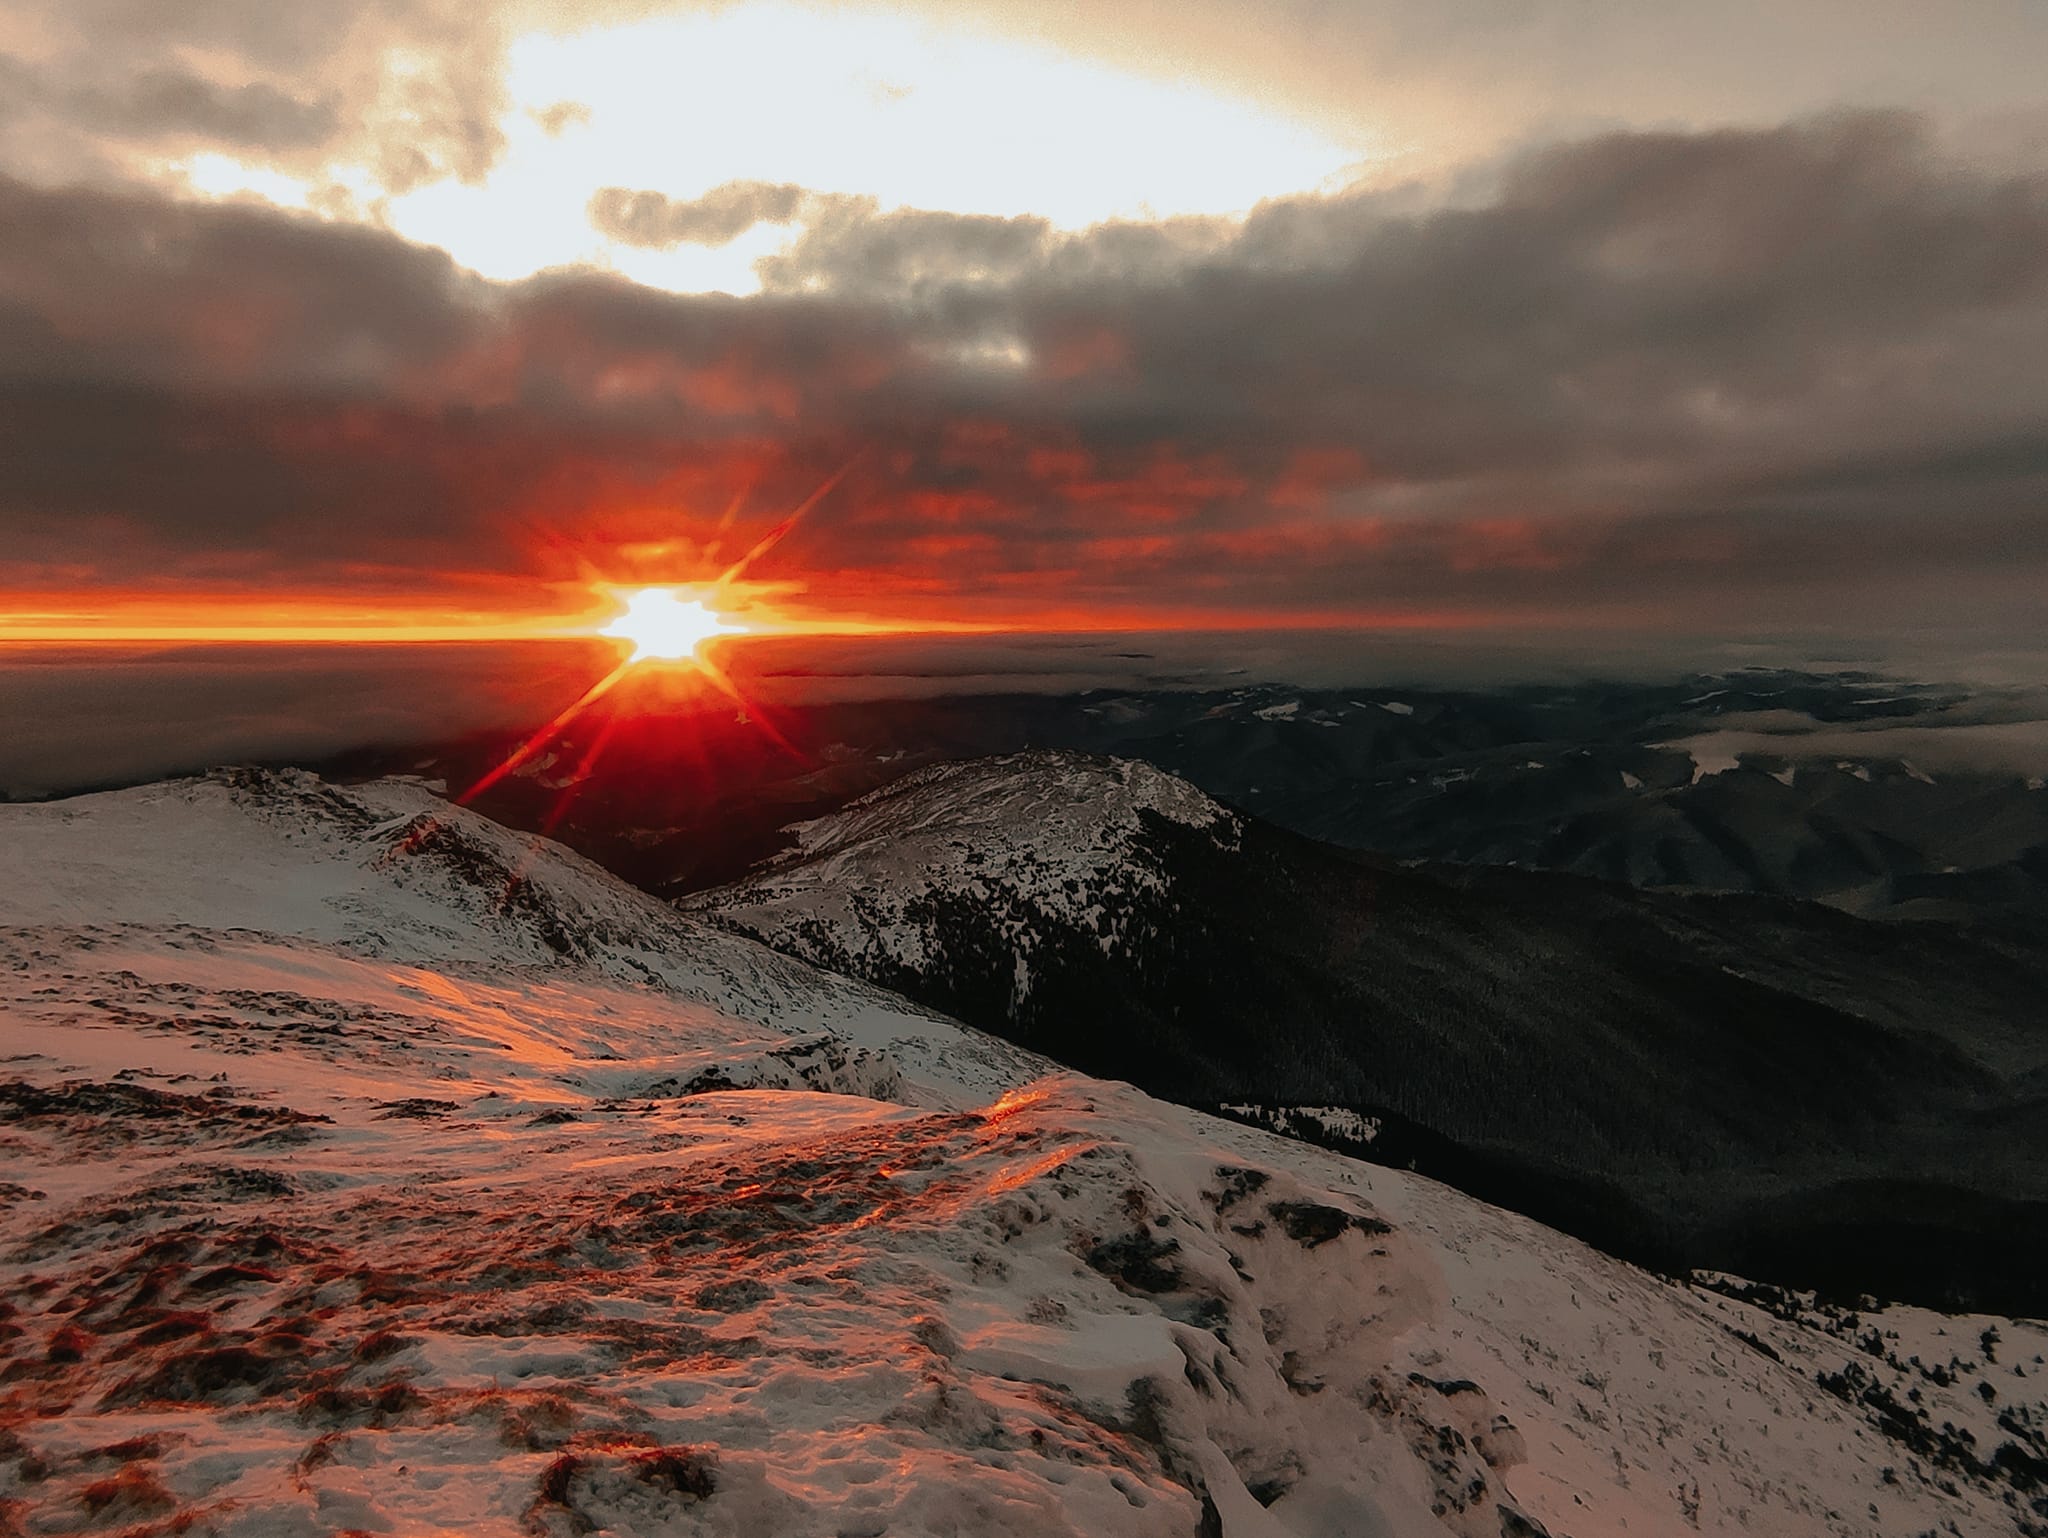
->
[[600, 587, 748, 661]]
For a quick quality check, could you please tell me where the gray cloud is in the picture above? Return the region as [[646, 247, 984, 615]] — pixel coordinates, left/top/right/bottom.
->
[[9, 0, 2047, 212], [26, 631, 2033, 802], [589, 182, 1060, 293], [90, 69, 342, 149], [934, 0, 2048, 183], [757, 204, 1055, 297], [1658, 707, 2048, 781], [0, 59, 340, 151]]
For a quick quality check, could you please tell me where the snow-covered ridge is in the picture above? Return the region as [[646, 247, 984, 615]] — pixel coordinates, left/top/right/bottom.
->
[[0, 767, 1046, 1102], [688, 751, 1238, 998]]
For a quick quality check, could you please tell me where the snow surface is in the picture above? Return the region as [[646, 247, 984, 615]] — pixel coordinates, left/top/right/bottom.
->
[[2, 769, 2044, 1537]]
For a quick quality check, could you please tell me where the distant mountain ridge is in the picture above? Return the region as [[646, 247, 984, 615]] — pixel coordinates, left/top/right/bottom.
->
[[693, 750, 2048, 1314], [286, 668, 2048, 925]]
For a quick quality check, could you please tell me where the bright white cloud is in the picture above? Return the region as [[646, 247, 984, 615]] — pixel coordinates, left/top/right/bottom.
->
[[380, 2, 1372, 291]]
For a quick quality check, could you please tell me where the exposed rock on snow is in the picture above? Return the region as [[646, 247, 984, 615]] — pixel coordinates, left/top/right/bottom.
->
[[1, 770, 2043, 1536], [1218, 1105, 1381, 1147]]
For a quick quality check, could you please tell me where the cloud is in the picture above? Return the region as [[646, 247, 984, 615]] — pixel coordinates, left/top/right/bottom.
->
[[915, 0, 2048, 187], [589, 182, 1057, 294], [591, 181, 812, 247], [20, 630, 1999, 801], [531, 100, 591, 136], [0, 0, 517, 191], [1, 113, 2047, 646], [756, 203, 1054, 296], [89, 69, 342, 149], [1657, 705, 2048, 780], [0, 60, 341, 152], [7, 0, 2046, 219]]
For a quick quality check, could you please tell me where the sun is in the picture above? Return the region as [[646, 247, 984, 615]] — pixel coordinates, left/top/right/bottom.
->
[[601, 587, 746, 662]]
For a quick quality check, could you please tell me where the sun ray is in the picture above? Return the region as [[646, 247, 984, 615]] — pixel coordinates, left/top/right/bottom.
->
[[714, 453, 866, 591], [708, 475, 756, 557], [538, 705, 627, 839], [691, 646, 805, 759], [456, 655, 638, 805]]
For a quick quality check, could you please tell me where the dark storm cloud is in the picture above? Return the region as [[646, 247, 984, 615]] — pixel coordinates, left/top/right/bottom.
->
[[0, 176, 482, 392], [590, 182, 812, 247], [1105, 111, 2048, 483], [3, 112, 2047, 636]]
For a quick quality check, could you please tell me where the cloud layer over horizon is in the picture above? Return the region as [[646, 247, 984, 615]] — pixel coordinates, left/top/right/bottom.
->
[[3, 106, 2047, 645]]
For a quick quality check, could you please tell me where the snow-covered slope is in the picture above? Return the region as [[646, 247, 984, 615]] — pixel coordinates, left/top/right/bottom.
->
[[0, 767, 1042, 1102], [3, 770, 2045, 1536], [685, 751, 1238, 1005]]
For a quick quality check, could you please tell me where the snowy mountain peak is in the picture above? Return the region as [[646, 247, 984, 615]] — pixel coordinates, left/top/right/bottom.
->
[[777, 749, 1235, 869], [689, 752, 1238, 1002]]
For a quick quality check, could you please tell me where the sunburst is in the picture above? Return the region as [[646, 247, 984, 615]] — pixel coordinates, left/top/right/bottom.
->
[[453, 458, 862, 811], [601, 588, 747, 662]]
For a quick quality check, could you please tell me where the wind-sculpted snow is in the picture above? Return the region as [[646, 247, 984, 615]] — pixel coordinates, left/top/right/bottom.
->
[[2, 771, 2045, 1536], [690, 752, 1240, 1007]]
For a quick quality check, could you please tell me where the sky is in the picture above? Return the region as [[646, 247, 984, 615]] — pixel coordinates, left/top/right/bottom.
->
[[2, 0, 2047, 784]]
